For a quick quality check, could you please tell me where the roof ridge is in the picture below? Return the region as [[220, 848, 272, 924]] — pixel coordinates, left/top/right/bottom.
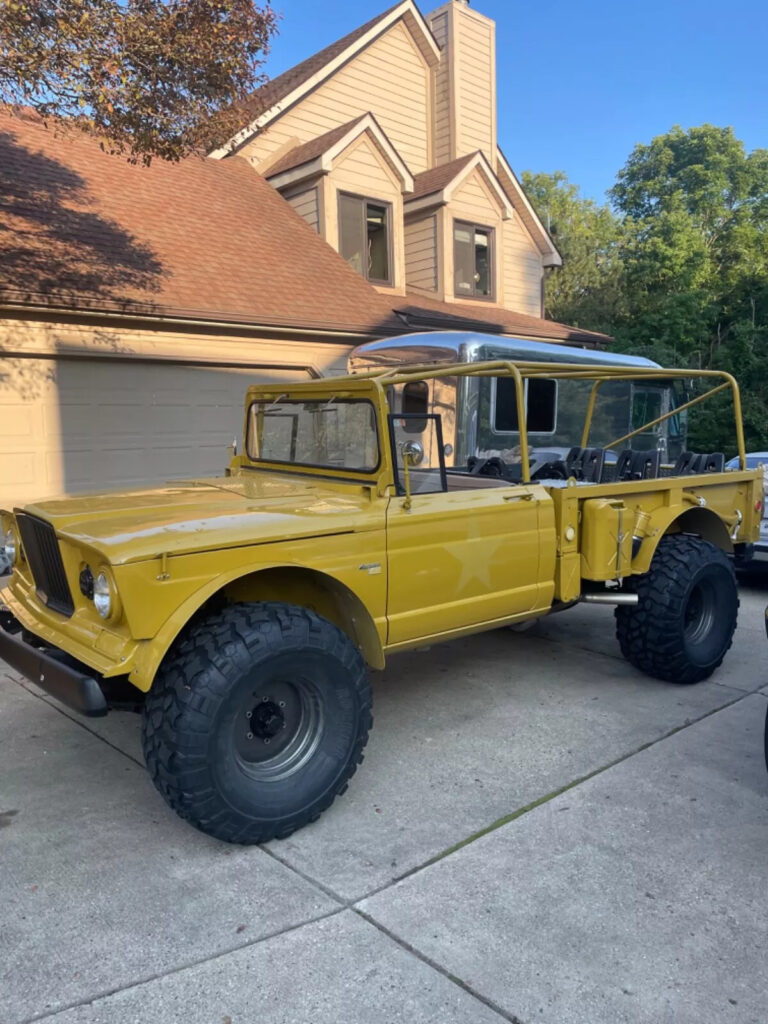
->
[[241, 2, 407, 123]]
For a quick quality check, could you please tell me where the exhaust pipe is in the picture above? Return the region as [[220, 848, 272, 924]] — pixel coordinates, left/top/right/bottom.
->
[[580, 593, 638, 606]]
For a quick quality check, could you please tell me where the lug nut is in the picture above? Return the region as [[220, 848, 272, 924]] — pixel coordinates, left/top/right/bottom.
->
[[245, 711, 252, 719], [264, 738, 271, 745], [246, 732, 253, 740], [279, 701, 286, 708]]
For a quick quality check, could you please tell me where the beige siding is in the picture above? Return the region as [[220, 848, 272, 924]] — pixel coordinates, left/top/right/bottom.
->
[[327, 135, 405, 291], [331, 136, 401, 199], [428, 9, 452, 166], [405, 215, 438, 293], [282, 185, 319, 232], [242, 21, 431, 174], [454, 5, 495, 163], [502, 215, 544, 317], [0, 319, 352, 506], [442, 169, 504, 303]]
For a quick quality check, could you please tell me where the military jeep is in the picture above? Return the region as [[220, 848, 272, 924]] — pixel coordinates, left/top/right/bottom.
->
[[0, 334, 762, 843]]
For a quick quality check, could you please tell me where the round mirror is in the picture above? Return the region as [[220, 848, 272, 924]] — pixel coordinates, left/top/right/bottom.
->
[[401, 440, 424, 466]]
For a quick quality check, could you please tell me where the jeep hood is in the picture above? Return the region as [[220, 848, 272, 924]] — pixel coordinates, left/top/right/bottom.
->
[[21, 473, 381, 565]]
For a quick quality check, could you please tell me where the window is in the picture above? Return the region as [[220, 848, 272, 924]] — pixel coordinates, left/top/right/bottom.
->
[[454, 221, 494, 299], [247, 398, 379, 472], [338, 193, 392, 284], [492, 377, 557, 434]]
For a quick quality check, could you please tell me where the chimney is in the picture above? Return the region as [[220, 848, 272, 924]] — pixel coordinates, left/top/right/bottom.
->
[[427, 1, 497, 168]]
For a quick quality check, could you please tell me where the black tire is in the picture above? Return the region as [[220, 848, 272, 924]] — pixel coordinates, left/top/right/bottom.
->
[[615, 535, 738, 684], [141, 602, 371, 844]]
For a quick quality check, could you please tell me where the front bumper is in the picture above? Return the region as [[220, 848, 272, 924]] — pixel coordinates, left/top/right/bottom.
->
[[0, 606, 108, 716]]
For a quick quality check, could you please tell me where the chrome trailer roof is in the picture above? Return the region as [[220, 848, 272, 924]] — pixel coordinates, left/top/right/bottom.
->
[[349, 331, 660, 370]]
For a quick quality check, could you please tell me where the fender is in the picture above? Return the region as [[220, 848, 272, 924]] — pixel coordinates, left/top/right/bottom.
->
[[631, 505, 733, 575], [129, 563, 385, 692]]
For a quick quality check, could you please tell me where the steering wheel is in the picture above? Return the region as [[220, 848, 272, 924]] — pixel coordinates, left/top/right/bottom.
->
[[467, 456, 506, 478], [531, 459, 568, 481]]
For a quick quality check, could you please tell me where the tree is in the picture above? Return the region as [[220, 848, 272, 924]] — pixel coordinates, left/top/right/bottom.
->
[[521, 170, 625, 334], [524, 128, 768, 453], [609, 125, 768, 451], [0, 0, 278, 163]]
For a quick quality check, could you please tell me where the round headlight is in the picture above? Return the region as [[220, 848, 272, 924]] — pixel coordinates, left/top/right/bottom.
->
[[93, 570, 113, 620], [3, 526, 18, 566]]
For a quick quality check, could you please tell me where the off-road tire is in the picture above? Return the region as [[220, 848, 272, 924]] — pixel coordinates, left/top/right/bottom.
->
[[615, 535, 738, 684], [141, 602, 371, 844]]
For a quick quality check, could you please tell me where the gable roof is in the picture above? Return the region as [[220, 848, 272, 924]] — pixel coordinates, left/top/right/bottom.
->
[[496, 149, 562, 267], [0, 109, 401, 336], [264, 112, 413, 192], [406, 151, 513, 218], [209, 0, 441, 158], [409, 153, 475, 199]]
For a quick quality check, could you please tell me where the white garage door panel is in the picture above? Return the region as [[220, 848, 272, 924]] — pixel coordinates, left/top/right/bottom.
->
[[0, 358, 309, 507]]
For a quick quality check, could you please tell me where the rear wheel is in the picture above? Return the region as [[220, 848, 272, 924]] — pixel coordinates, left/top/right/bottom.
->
[[615, 535, 738, 684], [142, 602, 371, 844]]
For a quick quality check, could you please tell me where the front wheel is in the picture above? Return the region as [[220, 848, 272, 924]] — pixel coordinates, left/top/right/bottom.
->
[[615, 535, 738, 684], [142, 603, 372, 844]]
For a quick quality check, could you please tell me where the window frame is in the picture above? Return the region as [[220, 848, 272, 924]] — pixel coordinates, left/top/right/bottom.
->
[[246, 397, 381, 474], [490, 377, 559, 437], [452, 219, 496, 301], [338, 191, 394, 286], [388, 412, 448, 496]]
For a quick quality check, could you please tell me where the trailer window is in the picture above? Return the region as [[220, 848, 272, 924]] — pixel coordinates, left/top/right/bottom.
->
[[493, 377, 557, 434]]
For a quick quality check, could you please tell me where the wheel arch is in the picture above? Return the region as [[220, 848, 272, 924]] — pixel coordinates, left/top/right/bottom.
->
[[633, 507, 733, 574], [129, 565, 385, 692]]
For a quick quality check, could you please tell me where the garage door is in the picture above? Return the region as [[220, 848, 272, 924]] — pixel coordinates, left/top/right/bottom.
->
[[0, 358, 310, 508]]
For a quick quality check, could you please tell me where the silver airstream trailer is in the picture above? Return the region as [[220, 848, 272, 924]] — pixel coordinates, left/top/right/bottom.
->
[[348, 332, 686, 471]]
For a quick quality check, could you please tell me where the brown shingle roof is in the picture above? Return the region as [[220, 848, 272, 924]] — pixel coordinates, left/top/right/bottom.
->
[[264, 115, 367, 178], [0, 112, 610, 348], [0, 110, 401, 335], [395, 293, 612, 347], [409, 153, 476, 199], [240, 3, 406, 123]]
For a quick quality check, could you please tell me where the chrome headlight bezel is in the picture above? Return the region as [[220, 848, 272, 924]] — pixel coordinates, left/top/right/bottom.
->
[[93, 566, 121, 622]]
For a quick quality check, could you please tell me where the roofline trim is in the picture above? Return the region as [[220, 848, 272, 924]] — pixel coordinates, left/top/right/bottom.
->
[[266, 113, 414, 192], [208, 1, 441, 160], [0, 293, 403, 338], [496, 148, 562, 266], [404, 151, 513, 219]]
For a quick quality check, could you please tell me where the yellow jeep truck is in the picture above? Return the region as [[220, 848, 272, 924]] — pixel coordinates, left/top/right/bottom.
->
[[0, 355, 762, 844]]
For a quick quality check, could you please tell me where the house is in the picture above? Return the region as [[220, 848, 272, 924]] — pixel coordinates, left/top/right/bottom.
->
[[0, 0, 610, 507], [216, 0, 564, 325]]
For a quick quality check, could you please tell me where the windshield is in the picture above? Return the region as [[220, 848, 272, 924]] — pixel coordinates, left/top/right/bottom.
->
[[247, 398, 379, 472]]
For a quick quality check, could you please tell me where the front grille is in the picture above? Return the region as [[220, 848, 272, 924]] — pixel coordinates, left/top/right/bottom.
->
[[15, 512, 75, 617]]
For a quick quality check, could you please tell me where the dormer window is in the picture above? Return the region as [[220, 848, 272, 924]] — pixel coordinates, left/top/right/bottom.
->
[[453, 220, 494, 299], [339, 193, 393, 285]]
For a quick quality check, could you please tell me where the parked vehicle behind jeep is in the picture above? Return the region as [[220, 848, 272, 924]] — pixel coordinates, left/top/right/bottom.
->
[[0, 333, 762, 844]]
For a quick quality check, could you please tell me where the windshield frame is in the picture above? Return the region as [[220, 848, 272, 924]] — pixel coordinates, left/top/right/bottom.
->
[[245, 396, 382, 475]]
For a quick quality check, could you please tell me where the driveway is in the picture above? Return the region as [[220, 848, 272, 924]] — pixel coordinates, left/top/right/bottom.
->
[[2, 583, 767, 1024]]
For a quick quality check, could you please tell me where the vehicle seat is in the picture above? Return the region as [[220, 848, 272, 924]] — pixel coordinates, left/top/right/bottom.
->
[[615, 448, 661, 481], [673, 451, 725, 475], [565, 446, 605, 483]]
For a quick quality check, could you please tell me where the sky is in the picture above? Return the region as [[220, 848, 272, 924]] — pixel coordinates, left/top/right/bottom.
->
[[261, 0, 768, 204]]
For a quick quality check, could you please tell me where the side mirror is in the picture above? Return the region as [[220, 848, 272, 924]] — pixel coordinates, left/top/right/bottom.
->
[[401, 440, 424, 466]]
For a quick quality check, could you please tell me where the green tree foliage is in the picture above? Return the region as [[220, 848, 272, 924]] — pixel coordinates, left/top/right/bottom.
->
[[529, 126, 768, 453], [522, 171, 625, 334], [0, 0, 278, 163]]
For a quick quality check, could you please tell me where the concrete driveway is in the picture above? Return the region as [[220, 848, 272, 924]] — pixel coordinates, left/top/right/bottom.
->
[[2, 583, 767, 1024]]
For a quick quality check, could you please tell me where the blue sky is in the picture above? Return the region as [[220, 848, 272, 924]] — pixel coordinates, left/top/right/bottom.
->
[[262, 0, 767, 204]]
